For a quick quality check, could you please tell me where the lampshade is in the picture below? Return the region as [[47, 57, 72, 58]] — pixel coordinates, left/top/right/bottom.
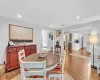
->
[[89, 34, 98, 44]]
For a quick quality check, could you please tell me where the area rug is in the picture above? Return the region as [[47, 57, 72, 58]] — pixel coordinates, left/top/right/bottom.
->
[[11, 72, 74, 80], [69, 53, 91, 60]]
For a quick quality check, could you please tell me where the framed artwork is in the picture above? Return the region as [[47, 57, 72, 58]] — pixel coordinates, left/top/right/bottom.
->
[[9, 24, 33, 42], [49, 34, 51, 38], [56, 30, 61, 37], [51, 35, 53, 40]]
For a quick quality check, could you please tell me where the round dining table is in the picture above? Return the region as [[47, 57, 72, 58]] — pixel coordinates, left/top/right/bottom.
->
[[23, 52, 60, 71]]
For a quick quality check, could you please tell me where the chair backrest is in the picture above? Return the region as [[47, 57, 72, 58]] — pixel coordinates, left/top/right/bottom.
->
[[20, 61, 46, 80], [18, 49, 25, 62], [60, 51, 66, 73]]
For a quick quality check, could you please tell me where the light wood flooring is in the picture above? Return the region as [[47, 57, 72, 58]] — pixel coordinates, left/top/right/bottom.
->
[[0, 50, 100, 80]]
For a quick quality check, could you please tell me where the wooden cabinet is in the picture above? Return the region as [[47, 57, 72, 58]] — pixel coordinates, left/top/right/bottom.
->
[[9, 52, 18, 68], [6, 45, 37, 72]]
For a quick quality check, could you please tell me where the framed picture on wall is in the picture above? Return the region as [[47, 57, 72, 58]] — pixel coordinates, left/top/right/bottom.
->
[[51, 35, 53, 40], [56, 30, 61, 37], [9, 24, 33, 42], [49, 34, 51, 38]]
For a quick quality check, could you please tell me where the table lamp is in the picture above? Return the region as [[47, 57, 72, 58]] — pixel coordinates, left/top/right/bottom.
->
[[89, 34, 98, 68]]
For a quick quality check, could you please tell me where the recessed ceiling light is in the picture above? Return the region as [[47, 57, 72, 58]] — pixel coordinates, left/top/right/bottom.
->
[[50, 25, 52, 27], [17, 14, 22, 18], [76, 16, 80, 19]]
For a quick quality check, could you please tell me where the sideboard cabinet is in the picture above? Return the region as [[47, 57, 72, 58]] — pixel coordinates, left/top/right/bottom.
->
[[6, 45, 37, 72]]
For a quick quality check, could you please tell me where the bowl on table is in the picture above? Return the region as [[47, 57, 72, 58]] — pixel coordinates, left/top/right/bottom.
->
[[38, 53, 47, 58]]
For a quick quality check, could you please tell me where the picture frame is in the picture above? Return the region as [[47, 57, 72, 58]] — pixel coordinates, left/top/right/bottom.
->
[[56, 30, 61, 37], [51, 35, 53, 40], [49, 34, 51, 38], [9, 24, 33, 42]]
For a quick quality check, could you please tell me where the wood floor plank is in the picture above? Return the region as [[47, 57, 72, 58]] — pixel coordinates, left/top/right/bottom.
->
[[0, 50, 100, 80]]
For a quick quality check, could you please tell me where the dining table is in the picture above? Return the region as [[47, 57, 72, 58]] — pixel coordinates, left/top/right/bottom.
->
[[23, 52, 60, 71]]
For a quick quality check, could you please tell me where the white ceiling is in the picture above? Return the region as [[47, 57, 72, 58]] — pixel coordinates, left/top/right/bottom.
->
[[0, 0, 100, 29], [63, 20, 100, 34]]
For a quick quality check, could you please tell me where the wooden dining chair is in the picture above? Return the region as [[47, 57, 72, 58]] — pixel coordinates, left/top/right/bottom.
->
[[18, 49, 26, 62], [49, 51, 66, 80], [60, 51, 66, 73], [20, 60, 46, 80], [54, 51, 66, 72]]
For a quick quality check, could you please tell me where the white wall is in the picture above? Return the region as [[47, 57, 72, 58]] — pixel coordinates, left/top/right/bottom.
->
[[72, 33, 82, 50], [48, 32, 53, 51], [0, 24, 9, 64], [82, 34, 91, 52], [41, 30, 53, 51], [42, 30, 49, 47], [0, 16, 53, 64]]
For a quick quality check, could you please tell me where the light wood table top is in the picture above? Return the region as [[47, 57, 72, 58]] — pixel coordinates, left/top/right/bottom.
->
[[23, 52, 60, 71]]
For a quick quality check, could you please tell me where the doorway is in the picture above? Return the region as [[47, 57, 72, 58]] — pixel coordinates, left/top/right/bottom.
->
[[68, 34, 72, 52], [65, 34, 72, 53], [41, 30, 53, 52]]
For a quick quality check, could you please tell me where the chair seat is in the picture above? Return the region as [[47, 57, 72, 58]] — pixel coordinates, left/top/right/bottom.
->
[[48, 68, 62, 74], [20, 61, 46, 80], [49, 72, 74, 80], [48, 64, 61, 73], [54, 64, 61, 69]]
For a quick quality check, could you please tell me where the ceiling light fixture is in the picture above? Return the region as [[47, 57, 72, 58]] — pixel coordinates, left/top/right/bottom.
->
[[17, 14, 22, 18], [76, 16, 80, 19]]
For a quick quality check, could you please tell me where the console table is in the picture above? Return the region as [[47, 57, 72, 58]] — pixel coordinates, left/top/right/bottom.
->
[[6, 44, 37, 72], [55, 45, 61, 53]]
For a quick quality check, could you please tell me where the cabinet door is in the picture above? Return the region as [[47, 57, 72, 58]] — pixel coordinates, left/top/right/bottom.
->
[[30, 45, 37, 54], [30, 49, 36, 54], [9, 52, 18, 68], [25, 49, 31, 56]]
